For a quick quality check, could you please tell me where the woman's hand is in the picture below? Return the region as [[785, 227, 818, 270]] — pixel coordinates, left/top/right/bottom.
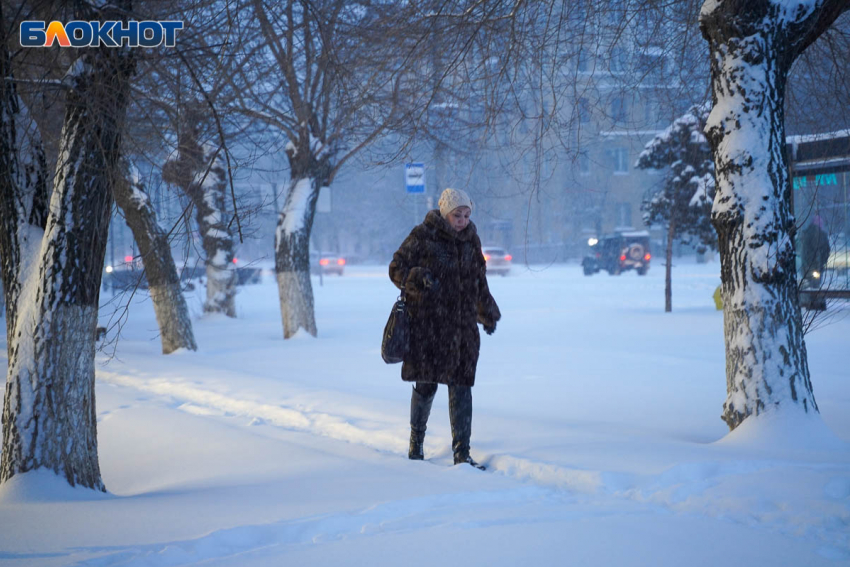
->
[[421, 271, 439, 291], [405, 267, 439, 296]]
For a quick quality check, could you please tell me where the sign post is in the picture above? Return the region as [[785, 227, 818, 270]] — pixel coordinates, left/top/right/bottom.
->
[[405, 163, 426, 225]]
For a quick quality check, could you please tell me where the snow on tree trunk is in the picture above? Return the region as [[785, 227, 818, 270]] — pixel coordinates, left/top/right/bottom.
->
[[275, 176, 320, 338], [193, 146, 237, 317], [113, 164, 197, 354], [698, 0, 849, 430], [1, 34, 135, 489], [0, 10, 48, 342], [162, 107, 237, 318], [274, 133, 332, 340]]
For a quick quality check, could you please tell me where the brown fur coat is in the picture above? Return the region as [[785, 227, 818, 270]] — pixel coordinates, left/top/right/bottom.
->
[[388, 209, 501, 386]]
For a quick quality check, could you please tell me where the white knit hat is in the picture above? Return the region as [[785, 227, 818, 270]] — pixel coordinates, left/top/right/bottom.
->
[[438, 188, 474, 218]]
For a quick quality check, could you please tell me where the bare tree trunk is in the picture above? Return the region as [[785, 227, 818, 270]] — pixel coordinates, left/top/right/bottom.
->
[[699, 0, 849, 430], [0, 0, 49, 343], [275, 175, 320, 338], [163, 107, 237, 318], [113, 164, 197, 354], [192, 147, 237, 317], [665, 219, 675, 313], [1, 2, 135, 489], [273, 136, 333, 339]]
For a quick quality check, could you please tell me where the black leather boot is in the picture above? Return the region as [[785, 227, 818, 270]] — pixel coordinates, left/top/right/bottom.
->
[[409, 384, 435, 460], [449, 385, 485, 470]]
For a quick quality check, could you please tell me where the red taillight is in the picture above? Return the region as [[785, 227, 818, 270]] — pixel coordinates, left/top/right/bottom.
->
[[484, 254, 491, 261], [232, 257, 238, 264], [644, 253, 651, 261], [319, 259, 329, 266], [620, 254, 626, 261], [124, 255, 133, 262], [337, 258, 345, 265], [504, 254, 512, 261], [595, 252, 601, 258]]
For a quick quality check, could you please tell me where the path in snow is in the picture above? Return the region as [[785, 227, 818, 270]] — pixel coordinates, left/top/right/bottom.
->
[[96, 360, 850, 564]]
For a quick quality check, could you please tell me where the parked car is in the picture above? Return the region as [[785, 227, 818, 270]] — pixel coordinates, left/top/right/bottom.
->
[[310, 251, 346, 276], [582, 231, 651, 276], [102, 265, 148, 291], [482, 246, 512, 276], [103, 261, 262, 292]]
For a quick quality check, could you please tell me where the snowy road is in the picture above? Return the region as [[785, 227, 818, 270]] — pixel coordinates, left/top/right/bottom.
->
[[1, 261, 849, 566]]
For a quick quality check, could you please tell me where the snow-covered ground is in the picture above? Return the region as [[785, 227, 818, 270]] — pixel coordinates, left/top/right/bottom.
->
[[1, 259, 849, 566]]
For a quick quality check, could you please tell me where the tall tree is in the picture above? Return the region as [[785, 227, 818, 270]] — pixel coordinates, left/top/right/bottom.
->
[[637, 103, 716, 312], [0, 0, 136, 489], [232, 0, 419, 338], [699, 0, 850, 430], [124, 0, 248, 321], [0, 4, 48, 343], [162, 103, 238, 317], [113, 161, 198, 353]]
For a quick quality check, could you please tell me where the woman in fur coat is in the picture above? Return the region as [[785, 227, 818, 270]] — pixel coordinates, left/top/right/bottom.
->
[[388, 187, 501, 469]]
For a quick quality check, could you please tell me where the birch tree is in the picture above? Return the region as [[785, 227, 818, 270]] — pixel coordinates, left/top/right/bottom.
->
[[0, 0, 136, 489], [699, 0, 850, 430]]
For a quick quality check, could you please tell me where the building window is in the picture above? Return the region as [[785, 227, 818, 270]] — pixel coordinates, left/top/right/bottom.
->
[[609, 0, 626, 24], [643, 100, 655, 126], [674, 96, 691, 117], [577, 50, 589, 73], [609, 47, 627, 74], [616, 202, 632, 228], [611, 97, 627, 124], [612, 147, 629, 173], [571, 0, 587, 22], [579, 97, 590, 123], [468, 97, 485, 126], [579, 152, 591, 175], [637, 52, 666, 83], [543, 149, 554, 179], [500, 122, 511, 146]]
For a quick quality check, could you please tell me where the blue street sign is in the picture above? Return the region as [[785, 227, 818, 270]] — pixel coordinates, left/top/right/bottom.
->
[[405, 163, 426, 193]]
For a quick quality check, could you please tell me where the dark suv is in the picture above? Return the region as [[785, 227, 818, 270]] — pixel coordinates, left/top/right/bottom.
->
[[582, 231, 651, 276]]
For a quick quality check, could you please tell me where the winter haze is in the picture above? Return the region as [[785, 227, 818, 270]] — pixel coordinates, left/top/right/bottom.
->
[[2, 1, 850, 566]]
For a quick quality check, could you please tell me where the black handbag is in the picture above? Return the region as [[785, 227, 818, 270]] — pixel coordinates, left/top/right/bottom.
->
[[381, 290, 409, 364]]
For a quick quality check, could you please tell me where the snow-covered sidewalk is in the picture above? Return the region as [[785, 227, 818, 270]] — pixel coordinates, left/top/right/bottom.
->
[[1, 262, 848, 566]]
